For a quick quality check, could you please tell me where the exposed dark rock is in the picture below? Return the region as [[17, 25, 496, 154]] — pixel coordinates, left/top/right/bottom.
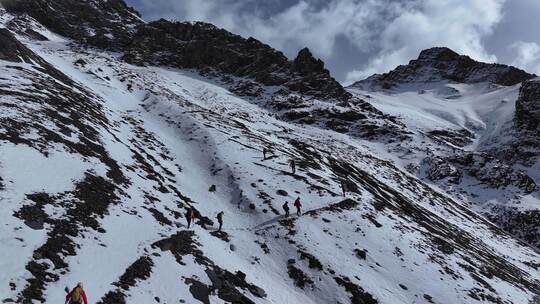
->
[[487, 207, 540, 248], [306, 199, 359, 216], [427, 129, 475, 148], [0, 28, 48, 63], [1, 0, 142, 48], [424, 156, 462, 184], [271, 95, 310, 111], [354, 249, 367, 260], [276, 189, 288, 196], [114, 256, 154, 290], [98, 256, 154, 304], [185, 279, 210, 304], [16, 173, 121, 303], [293, 48, 325, 75], [423, 294, 434, 303], [298, 250, 323, 271], [14, 193, 53, 231], [287, 265, 313, 289], [97, 290, 126, 304], [515, 78, 540, 131], [146, 207, 172, 226], [153, 231, 267, 302], [334, 276, 378, 304]]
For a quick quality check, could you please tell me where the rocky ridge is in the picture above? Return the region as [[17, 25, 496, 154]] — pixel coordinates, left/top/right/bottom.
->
[[1, 1, 394, 138]]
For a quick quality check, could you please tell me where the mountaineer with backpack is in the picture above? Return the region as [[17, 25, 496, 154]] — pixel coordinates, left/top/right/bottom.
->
[[185, 207, 197, 229], [65, 282, 88, 304], [341, 180, 347, 197], [282, 201, 290, 217], [294, 197, 302, 216], [216, 211, 224, 231], [289, 159, 296, 174]]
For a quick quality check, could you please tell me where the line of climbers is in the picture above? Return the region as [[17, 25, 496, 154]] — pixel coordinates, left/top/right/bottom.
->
[[185, 207, 225, 231], [264, 147, 351, 193], [184, 196, 307, 232], [182, 146, 352, 232], [62, 145, 351, 302]]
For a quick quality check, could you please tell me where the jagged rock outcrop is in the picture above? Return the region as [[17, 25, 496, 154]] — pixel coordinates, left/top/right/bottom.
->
[[353, 47, 535, 90], [0, 0, 142, 48], [515, 78, 540, 131], [123, 20, 350, 100], [0, 28, 74, 83], [0, 27, 38, 62]]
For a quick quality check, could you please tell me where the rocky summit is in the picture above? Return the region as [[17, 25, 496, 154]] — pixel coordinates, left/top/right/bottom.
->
[[353, 46, 536, 90], [0, 1, 539, 304]]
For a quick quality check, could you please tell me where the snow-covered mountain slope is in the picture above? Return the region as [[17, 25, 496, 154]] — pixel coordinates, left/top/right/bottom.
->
[[349, 65, 540, 249], [0, 4, 539, 304]]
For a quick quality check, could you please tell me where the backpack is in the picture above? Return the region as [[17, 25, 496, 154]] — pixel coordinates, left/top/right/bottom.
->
[[282, 203, 289, 210], [71, 287, 82, 303]]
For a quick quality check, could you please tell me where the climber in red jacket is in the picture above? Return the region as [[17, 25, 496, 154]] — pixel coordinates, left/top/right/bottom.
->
[[294, 197, 302, 216]]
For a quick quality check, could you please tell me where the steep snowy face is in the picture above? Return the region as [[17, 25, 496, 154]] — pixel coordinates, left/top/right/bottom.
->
[[353, 47, 535, 90], [0, 0, 142, 47]]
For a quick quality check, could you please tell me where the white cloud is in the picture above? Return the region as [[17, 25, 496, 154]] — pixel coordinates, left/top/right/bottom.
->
[[345, 0, 505, 84], [509, 41, 540, 74], [137, 0, 408, 59]]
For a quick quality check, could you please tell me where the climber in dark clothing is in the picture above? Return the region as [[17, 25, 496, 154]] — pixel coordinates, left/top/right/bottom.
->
[[263, 147, 268, 160], [294, 197, 302, 216], [282, 201, 290, 217], [289, 159, 296, 174], [341, 180, 347, 197], [216, 211, 224, 231], [185, 207, 196, 229]]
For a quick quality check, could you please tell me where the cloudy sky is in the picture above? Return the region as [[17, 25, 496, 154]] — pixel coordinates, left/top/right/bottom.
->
[[126, 0, 540, 84]]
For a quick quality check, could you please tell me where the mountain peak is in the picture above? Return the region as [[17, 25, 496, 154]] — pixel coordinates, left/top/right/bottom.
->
[[293, 47, 327, 75], [352, 47, 536, 90], [417, 47, 460, 61]]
